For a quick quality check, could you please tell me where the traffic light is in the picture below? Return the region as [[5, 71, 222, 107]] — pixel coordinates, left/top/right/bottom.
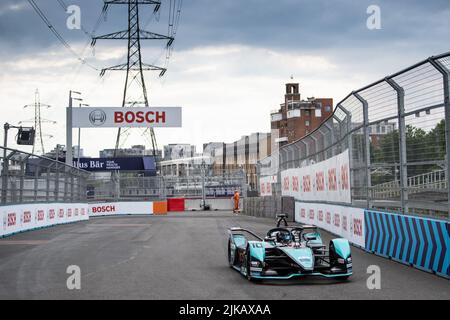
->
[[17, 127, 35, 146]]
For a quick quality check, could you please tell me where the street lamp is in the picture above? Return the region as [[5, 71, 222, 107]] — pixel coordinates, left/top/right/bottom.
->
[[66, 90, 82, 166], [76, 103, 89, 168]]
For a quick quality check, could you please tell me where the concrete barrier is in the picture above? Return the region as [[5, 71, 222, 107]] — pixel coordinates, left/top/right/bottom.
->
[[294, 201, 365, 248], [153, 201, 168, 215], [89, 201, 154, 216], [185, 198, 241, 211], [167, 198, 185, 212], [365, 210, 449, 278], [0, 202, 89, 238]]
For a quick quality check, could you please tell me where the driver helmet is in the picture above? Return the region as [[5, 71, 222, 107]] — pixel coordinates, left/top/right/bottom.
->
[[276, 231, 292, 243]]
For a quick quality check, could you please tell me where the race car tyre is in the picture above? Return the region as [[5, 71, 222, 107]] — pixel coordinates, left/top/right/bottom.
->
[[244, 245, 261, 282], [245, 245, 252, 281], [228, 238, 235, 268]]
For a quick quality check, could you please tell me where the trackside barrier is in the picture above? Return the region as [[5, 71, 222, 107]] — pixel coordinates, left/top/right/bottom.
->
[[0, 203, 89, 238], [185, 198, 241, 211], [88, 201, 168, 216], [153, 201, 168, 215], [294, 201, 365, 248], [167, 198, 185, 212], [365, 210, 450, 278], [89, 201, 155, 216]]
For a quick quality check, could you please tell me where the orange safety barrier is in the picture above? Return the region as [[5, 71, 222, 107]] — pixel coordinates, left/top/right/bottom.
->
[[153, 201, 168, 215]]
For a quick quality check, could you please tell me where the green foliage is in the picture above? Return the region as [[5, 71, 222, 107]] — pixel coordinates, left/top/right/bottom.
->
[[370, 120, 446, 181]]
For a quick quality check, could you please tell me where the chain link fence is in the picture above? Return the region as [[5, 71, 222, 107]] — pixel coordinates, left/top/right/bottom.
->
[[1, 146, 89, 204], [259, 53, 450, 219], [86, 169, 247, 202]]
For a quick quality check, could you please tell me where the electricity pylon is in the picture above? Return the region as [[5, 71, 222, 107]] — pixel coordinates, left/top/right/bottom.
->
[[19, 89, 56, 155], [91, 0, 174, 156]]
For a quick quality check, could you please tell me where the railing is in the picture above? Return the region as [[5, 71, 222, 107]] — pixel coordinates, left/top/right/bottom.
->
[[0, 146, 90, 205], [259, 52, 450, 219], [372, 170, 447, 199]]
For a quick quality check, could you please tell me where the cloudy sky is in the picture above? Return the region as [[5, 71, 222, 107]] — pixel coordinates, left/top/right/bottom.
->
[[0, 0, 449, 157]]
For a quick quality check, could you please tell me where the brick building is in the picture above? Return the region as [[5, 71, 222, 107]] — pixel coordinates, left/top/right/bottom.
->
[[271, 83, 333, 147]]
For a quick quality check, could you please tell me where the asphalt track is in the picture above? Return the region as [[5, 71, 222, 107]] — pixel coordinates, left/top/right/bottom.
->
[[0, 211, 448, 300]]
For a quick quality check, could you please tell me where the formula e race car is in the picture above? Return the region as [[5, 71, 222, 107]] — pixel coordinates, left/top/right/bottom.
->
[[227, 215, 352, 281]]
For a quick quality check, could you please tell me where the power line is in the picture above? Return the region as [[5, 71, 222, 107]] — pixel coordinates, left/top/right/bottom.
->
[[27, 0, 99, 71]]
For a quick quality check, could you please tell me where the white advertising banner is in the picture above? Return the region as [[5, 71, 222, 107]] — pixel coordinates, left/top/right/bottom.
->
[[72, 107, 182, 128], [0, 203, 89, 238], [259, 176, 276, 197], [295, 201, 365, 248], [0, 209, 3, 237], [2, 205, 21, 235], [88, 202, 154, 216], [281, 149, 351, 204]]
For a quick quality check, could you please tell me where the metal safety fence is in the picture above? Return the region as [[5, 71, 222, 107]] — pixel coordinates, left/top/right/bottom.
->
[[0, 146, 89, 204], [86, 169, 247, 202], [259, 52, 450, 219]]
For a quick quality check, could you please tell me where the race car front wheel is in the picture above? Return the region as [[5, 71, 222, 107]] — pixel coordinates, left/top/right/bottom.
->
[[228, 238, 235, 267]]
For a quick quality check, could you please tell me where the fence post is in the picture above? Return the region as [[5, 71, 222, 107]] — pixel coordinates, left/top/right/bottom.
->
[[428, 58, 450, 219], [354, 92, 372, 209], [386, 78, 409, 214], [54, 162, 60, 202], [63, 165, 68, 202], [19, 157, 26, 203], [1, 152, 8, 204], [323, 121, 334, 158], [338, 104, 353, 205], [34, 164, 39, 202], [46, 166, 51, 202], [70, 170, 75, 202]]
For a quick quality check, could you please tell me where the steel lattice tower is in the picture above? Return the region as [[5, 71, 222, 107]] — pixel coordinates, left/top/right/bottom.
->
[[19, 89, 56, 155], [92, 0, 173, 155]]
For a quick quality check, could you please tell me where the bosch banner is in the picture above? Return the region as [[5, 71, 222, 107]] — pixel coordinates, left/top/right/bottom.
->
[[281, 149, 351, 204], [88, 202, 154, 216], [72, 107, 182, 128]]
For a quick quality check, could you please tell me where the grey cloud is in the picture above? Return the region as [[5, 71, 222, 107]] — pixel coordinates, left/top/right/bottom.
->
[[0, 0, 449, 55]]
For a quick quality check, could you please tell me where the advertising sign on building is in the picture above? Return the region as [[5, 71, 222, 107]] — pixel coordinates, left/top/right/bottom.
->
[[72, 156, 156, 172]]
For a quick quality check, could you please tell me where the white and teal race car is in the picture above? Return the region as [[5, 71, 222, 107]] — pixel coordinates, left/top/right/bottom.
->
[[227, 217, 352, 281]]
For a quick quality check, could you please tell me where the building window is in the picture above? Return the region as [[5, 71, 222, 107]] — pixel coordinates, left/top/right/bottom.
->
[[305, 110, 310, 116], [315, 108, 322, 117], [305, 120, 310, 126], [325, 105, 331, 112]]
